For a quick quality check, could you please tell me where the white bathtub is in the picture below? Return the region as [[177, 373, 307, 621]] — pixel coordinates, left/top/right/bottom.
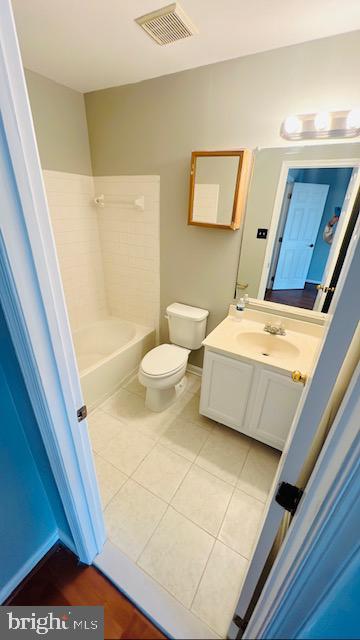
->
[[73, 317, 155, 411]]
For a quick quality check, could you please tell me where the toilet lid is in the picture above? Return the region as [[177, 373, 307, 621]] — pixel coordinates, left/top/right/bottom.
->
[[141, 344, 189, 377]]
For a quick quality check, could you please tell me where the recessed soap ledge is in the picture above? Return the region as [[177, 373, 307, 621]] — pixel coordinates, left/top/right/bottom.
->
[[202, 305, 324, 376]]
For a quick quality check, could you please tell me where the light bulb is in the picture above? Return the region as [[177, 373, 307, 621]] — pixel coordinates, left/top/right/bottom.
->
[[346, 109, 360, 130], [314, 111, 330, 131], [283, 115, 302, 135]]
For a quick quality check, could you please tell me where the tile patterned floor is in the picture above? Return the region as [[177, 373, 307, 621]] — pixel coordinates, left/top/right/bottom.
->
[[88, 373, 281, 638]]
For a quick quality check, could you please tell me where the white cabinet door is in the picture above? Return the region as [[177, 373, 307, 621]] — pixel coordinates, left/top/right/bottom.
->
[[200, 350, 254, 431], [249, 369, 303, 450]]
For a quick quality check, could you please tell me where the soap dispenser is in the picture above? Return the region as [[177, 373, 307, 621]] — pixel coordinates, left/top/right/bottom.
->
[[235, 294, 249, 317]]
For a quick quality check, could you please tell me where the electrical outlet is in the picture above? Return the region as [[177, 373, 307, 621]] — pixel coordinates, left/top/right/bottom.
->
[[257, 228, 268, 239]]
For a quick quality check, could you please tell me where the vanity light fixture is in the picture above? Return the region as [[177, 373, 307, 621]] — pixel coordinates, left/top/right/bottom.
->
[[280, 109, 360, 140], [314, 111, 331, 132], [283, 115, 302, 136], [347, 108, 360, 130]]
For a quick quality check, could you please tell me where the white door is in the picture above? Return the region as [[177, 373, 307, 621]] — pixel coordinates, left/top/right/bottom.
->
[[273, 182, 329, 290], [228, 213, 360, 639]]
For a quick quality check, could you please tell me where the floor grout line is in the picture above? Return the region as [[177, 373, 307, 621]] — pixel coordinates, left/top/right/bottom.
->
[[90, 379, 279, 636], [92, 406, 264, 497], [188, 534, 217, 613], [129, 532, 222, 636], [102, 467, 252, 568], [135, 502, 172, 565], [214, 446, 252, 542], [92, 415, 275, 508]]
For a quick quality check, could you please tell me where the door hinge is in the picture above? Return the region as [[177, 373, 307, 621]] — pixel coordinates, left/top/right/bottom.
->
[[233, 615, 248, 638], [288, 192, 292, 199], [275, 481, 303, 515], [77, 405, 88, 422], [279, 236, 283, 242]]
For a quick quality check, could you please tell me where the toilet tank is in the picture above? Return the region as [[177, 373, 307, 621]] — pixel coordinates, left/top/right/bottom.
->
[[166, 303, 209, 350]]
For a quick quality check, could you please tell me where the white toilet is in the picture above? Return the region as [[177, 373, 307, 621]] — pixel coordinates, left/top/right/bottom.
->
[[139, 303, 209, 412]]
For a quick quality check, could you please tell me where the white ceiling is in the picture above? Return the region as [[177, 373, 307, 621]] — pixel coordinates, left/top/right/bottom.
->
[[12, 0, 360, 93]]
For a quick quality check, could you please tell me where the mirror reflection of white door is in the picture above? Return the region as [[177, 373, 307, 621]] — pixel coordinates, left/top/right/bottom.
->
[[273, 182, 329, 290], [314, 167, 360, 310]]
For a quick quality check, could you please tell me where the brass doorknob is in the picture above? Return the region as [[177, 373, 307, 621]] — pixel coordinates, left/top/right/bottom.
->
[[316, 284, 336, 293], [292, 370, 307, 384]]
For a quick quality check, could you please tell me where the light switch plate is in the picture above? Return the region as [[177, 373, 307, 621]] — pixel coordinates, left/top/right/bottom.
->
[[257, 228, 268, 239]]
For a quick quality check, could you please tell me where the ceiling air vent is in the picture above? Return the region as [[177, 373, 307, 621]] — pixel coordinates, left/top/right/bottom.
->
[[135, 3, 198, 46]]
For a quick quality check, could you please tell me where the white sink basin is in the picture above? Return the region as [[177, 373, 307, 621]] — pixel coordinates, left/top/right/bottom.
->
[[236, 331, 300, 359], [202, 307, 324, 374]]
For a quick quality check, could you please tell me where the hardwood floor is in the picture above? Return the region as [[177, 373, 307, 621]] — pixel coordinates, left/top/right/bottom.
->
[[264, 282, 318, 310], [5, 544, 166, 640]]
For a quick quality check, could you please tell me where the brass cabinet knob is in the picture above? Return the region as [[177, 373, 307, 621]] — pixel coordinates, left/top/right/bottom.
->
[[292, 370, 307, 384]]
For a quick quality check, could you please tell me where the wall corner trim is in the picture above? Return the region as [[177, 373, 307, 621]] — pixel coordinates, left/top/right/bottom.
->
[[0, 0, 105, 567]]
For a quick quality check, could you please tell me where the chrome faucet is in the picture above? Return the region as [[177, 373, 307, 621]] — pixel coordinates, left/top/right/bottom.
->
[[264, 320, 286, 336]]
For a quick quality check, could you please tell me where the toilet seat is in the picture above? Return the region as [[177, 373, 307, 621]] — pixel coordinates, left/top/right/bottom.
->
[[141, 344, 189, 378]]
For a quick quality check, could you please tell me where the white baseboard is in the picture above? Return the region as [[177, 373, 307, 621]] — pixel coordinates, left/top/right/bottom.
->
[[95, 541, 219, 639], [0, 530, 59, 603], [187, 364, 203, 376]]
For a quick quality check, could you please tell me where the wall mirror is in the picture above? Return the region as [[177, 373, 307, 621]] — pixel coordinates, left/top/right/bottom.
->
[[188, 150, 252, 230], [236, 141, 360, 313]]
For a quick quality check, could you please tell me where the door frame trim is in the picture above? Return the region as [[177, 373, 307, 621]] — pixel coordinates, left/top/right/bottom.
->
[[244, 362, 360, 638], [229, 203, 360, 637], [313, 165, 360, 310], [0, 0, 105, 563], [257, 158, 360, 302]]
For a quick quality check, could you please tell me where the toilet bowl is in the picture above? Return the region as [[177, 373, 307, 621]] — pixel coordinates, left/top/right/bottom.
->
[[139, 302, 209, 412], [138, 344, 190, 412]]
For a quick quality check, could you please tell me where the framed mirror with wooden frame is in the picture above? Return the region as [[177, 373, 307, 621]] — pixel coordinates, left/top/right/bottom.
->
[[188, 149, 252, 230]]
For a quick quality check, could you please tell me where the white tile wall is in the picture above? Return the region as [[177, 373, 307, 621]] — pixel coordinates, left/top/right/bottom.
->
[[94, 176, 160, 331], [43, 171, 160, 334], [44, 170, 108, 331]]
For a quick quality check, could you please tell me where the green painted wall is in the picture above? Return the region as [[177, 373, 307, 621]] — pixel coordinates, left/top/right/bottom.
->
[[25, 69, 92, 175], [84, 31, 360, 364]]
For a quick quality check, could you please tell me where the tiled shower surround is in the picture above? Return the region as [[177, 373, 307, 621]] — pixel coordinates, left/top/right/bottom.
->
[[44, 171, 107, 331], [43, 171, 160, 333], [95, 176, 160, 330]]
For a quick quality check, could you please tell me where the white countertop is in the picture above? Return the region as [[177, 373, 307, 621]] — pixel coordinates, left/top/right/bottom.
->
[[202, 306, 324, 376]]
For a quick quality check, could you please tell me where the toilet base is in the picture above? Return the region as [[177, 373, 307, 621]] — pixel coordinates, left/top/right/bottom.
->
[[145, 375, 187, 412]]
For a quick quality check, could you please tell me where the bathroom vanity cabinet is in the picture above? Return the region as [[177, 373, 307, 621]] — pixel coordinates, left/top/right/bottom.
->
[[200, 348, 303, 450]]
